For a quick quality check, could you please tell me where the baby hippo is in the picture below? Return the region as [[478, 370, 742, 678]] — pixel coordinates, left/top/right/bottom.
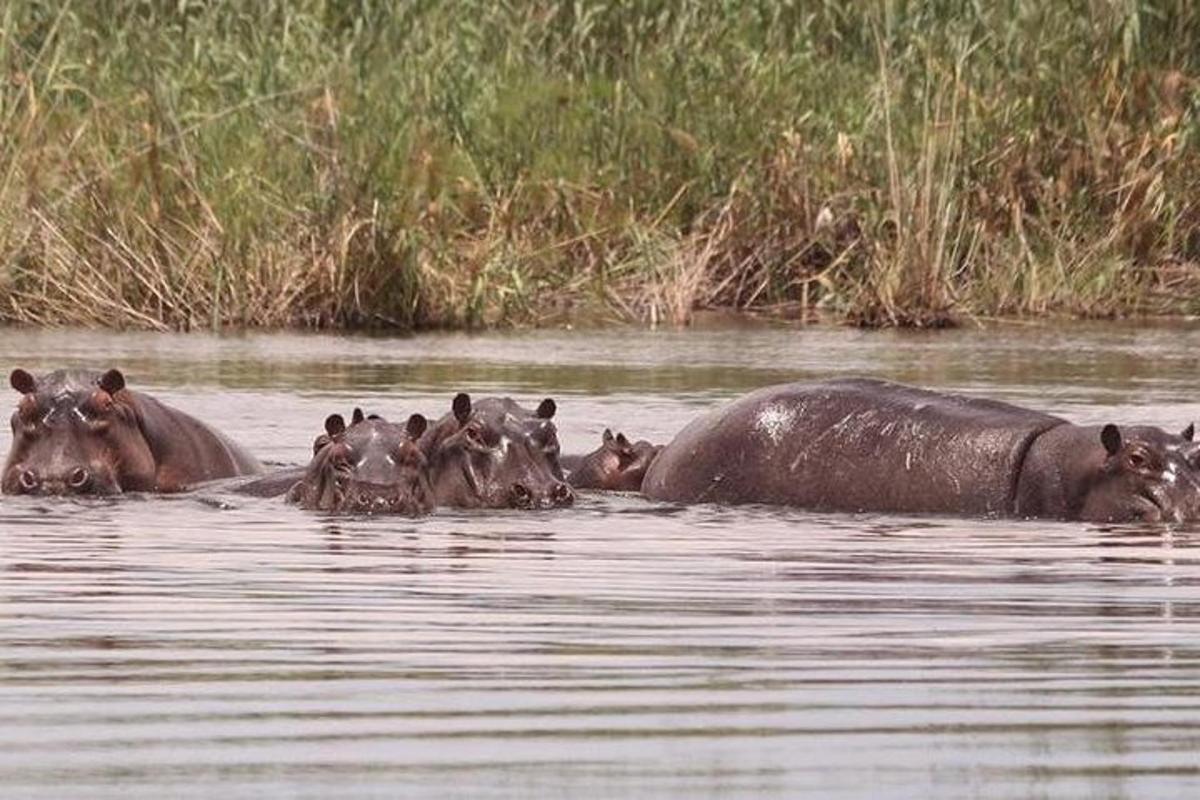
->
[[567, 429, 663, 492], [287, 408, 435, 515]]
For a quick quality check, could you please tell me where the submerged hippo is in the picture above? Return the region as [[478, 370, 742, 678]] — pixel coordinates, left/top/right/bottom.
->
[[419, 393, 574, 509], [285, 408, 434, 515], [3, 368, 261, 495], [642, 378, 1200, 523], [566, 429, 663, 491]]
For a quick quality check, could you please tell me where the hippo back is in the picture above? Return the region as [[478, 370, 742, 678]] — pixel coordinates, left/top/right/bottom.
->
[[130, 391, 262, 488], [642, 379, 1066, 515]]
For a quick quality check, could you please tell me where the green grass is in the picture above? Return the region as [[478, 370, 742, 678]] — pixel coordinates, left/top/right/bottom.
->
[[1, 1, 1197, 330]]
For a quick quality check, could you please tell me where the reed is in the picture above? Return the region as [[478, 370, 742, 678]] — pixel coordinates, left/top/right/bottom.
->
[[0, 1, 1197, 330]]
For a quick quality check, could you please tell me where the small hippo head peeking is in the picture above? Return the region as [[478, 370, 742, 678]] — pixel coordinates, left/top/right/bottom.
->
[[568, 429, 663, 491], [419, 393, 574, 509], [1076, 423, 1200, 523], [3, 368, 153, 495], [287, 409, 434, 516]]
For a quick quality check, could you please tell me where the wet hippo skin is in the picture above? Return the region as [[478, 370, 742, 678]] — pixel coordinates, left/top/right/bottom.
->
[[419, 393, 574, 509], [566, 429, 663, 492], [285, 408, 434, 515], [642, 379, 1200, 522], [3, 368, 261, 495]]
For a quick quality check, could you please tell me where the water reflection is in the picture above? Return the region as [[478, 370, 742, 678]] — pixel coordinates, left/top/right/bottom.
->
[[1, 324, 1200, 798]]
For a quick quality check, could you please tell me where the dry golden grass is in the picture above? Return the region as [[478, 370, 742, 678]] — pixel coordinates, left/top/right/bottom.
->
[[1, 2, 1197, 330]]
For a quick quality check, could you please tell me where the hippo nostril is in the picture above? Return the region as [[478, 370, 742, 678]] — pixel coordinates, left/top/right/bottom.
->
[[510, 483, 533, 508], [551, 482, 574, 507], [18, 469, 38, 491], [69, 468, 90, 490]]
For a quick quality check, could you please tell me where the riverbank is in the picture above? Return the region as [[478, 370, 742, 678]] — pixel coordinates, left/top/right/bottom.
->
[[1, 2, 1197, 331]]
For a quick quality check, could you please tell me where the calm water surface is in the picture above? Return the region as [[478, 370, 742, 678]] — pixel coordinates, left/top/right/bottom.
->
[[2, 323, 1200, 799]]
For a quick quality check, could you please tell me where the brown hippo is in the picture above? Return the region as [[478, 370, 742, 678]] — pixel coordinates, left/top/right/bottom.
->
[[3, 368, 261, 495], [642, 378, 1200, 523], [565, 429, 663, 491], [419, 393, 574, 509], [285, 408, 435, 515]]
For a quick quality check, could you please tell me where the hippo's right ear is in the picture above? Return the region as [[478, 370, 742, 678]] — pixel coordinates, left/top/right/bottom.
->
[[10, 369, 36, 395], [1101, 424, 1122, 456], [1183, 423, 1195, 442], [536, 398, 556, 419], [325, 414, 346, 437], [352, 408, 365, 425], [452, 393, 471, 425], [405, 413, 428, 440], [602, 428, 615, 445], [98, 369, 125, 395]]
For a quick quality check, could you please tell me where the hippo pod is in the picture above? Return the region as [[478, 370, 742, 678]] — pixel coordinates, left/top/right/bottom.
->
[[286, 408, 434, 515], [419, 394, 574, 509], [3, 368, 261, 495], [566, 428, 663, 492], [642, 378, 1200, 523]]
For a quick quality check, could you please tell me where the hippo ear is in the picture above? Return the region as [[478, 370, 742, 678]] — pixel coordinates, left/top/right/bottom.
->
[[616, 432, 632, 449], [351, 408, 365, 425], [1182, 423, 1195, 442], [98, 369, 125, 395], [10, 369, 36, 395], [405, 413, 428, 440], [452, 393, 471, 425], [325, 414, 346, 437], [602, 428, 614, 445], [1100, 424, 1122, 456], [536, 398, 556, 420]]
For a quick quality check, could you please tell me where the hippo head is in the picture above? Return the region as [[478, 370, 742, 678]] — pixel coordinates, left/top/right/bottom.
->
[[287, 409, 434, 515], [2, 368, 155, 495], [1079, 423, 1200, 523], [420, 393, 574, 509], [568, 428, 663, 491]]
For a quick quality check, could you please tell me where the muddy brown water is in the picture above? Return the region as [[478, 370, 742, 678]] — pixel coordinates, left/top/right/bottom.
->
[[2, 323, 1200, 799]]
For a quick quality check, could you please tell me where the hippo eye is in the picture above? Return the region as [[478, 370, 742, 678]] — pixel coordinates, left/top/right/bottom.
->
[[1128, 451, 1149, 470]]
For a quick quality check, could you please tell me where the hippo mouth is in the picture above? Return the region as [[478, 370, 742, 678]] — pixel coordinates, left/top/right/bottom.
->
[[1138, 486, 1180, 523], [332, 480, 433, 516]]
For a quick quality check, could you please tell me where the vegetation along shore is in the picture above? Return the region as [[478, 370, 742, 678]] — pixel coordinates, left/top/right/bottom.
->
[[1, 1, 1198, 331]]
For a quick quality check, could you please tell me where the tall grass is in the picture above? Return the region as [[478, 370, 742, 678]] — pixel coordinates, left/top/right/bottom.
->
[[0, 1, 1197, 330]]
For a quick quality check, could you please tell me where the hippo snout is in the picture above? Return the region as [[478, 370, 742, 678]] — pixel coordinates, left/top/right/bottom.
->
[[509, 482, 536, 509], [507, 481, 574, 509], [7, 464, 108, 495], [550, 481, 574, 507], [338, 480, 432, 516]]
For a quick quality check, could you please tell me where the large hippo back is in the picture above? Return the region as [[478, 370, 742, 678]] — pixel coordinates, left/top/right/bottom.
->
[[642, 379, 1066, 515]]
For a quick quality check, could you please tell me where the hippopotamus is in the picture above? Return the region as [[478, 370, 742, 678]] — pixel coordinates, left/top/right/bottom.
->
[[565, 429, 663, 491], [642, 378, 1200, 523], [419, 393, 574, 509], [285, 408, 434, 515], [3, 368, 261, 495]]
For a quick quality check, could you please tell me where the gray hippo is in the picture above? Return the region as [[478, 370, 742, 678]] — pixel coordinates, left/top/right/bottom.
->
[[565, 429, 663, 491], [284, 408, 434, 515], [3, 368, 261, 495], [642, 379, 1200, 522], [419, 393, 574, 509]]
